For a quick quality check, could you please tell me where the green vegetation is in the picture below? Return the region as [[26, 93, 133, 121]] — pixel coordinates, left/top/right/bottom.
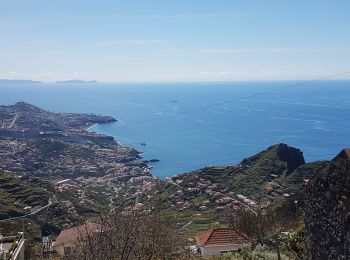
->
[[207, 248, 297, 260], [288, 224, 306, 259], [0, 173, 50, 219], [144, 143, 323, 240], [0, 140, 330, 258], [36, 202, 82, 233], [32, 139, 95, 161]]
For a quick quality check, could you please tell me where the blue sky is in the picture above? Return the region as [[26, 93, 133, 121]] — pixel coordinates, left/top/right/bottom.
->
[[0, 0, 349, 82]]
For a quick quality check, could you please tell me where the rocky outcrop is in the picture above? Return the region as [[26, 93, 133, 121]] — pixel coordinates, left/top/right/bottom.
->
[[305, 149, 350, 260], [274, 143, 306, 174], [241, 143, 305, 175]]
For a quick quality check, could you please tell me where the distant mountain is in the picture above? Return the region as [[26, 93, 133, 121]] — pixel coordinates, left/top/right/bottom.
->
[[0, 101, 116, 131], [56, 80, 98, 84], [0, 79, 42, 84]]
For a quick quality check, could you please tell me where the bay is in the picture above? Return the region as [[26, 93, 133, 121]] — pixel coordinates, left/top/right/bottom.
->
[[1, 80, 349, 178]]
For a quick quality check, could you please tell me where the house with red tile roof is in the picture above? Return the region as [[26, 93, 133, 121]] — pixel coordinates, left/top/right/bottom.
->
[[195, 227, 249, 256], [53, 221, 101, 257]]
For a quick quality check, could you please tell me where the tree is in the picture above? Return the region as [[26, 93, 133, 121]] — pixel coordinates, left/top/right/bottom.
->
[[222, 208, 298, 260], [288, 225, 305, 259], [71, 211, 194, 260]]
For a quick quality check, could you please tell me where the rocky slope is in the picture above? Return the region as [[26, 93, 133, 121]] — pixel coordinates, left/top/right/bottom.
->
[[305, 149, 350, 260]]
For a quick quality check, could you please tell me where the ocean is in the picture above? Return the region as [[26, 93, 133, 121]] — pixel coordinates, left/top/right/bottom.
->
[[1, 80, 350, 178]]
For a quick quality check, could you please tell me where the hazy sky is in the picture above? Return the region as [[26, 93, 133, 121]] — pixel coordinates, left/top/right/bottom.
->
[[1, 0, 350, 82]]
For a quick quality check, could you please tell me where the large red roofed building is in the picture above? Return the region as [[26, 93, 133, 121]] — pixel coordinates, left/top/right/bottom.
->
[[53, 221, 101, 257], [195, 227, 249, 256]]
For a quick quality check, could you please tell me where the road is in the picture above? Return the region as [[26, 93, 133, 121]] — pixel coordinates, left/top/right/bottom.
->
[[8, 113, 19, 128], [0, 199, 52, 222]]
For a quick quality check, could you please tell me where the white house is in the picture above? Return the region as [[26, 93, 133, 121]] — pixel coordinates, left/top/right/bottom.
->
[[195, 227, 249, 256]]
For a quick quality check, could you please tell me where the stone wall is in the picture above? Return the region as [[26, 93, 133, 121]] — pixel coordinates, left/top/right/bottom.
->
[[305, 149, 350, 260]]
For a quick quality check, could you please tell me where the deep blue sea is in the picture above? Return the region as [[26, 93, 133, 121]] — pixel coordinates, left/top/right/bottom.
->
[[1, 80, 349, 178]]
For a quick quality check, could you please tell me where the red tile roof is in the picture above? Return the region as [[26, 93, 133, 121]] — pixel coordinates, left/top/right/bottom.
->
[[53, 222, 101, 247], [195, 228, 249, 247]]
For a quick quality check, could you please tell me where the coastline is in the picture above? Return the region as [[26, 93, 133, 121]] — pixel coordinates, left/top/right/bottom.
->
[[86, 121, 152, 172]]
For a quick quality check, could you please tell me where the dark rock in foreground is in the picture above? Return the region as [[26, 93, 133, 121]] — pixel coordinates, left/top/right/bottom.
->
[[305, 148, 350, 260]]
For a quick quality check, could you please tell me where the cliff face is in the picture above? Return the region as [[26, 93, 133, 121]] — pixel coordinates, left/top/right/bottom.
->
[[305, 149, 350, 260], [241, 143, 305, 175]]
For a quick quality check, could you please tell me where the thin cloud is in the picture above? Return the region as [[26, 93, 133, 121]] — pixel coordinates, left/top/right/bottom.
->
[[137, 12, 251, 18], [199, 71, 248, 76], [163, 48, 337, 54], [196, 48, 334, 54], [97, 40, 165, 46], [70, 12, 252, 21]]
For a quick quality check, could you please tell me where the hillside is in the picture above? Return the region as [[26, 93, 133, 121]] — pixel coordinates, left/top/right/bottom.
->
[[0, 101, 116, 131], [305, 148, 350, 259], [0, 102, 145, 179], [124, 144, 329, 234], [0, 102, 156, 235], [0, 173, 50, 219], [155, 143, 315, 205]]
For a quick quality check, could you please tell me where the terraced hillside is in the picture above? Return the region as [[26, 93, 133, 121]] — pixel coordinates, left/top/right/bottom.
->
[[133, 144, 329, 234], [0, 173, 50, 219]]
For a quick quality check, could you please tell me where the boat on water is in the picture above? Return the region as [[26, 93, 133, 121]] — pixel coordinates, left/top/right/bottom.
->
[[140, 142, 146, 146]]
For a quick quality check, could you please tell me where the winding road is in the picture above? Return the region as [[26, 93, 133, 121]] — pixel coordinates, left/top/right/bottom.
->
[[0, 199, 52, 222]]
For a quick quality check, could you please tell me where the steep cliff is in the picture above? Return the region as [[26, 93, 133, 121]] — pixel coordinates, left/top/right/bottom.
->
[[305, 149, 350, 260]]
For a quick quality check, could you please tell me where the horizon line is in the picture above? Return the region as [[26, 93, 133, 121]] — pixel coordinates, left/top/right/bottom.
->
[[1, 78, 350, 85]]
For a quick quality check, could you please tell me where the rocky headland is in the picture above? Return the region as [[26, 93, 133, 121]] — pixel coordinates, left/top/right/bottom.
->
[[0, 102, 158, 224]]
